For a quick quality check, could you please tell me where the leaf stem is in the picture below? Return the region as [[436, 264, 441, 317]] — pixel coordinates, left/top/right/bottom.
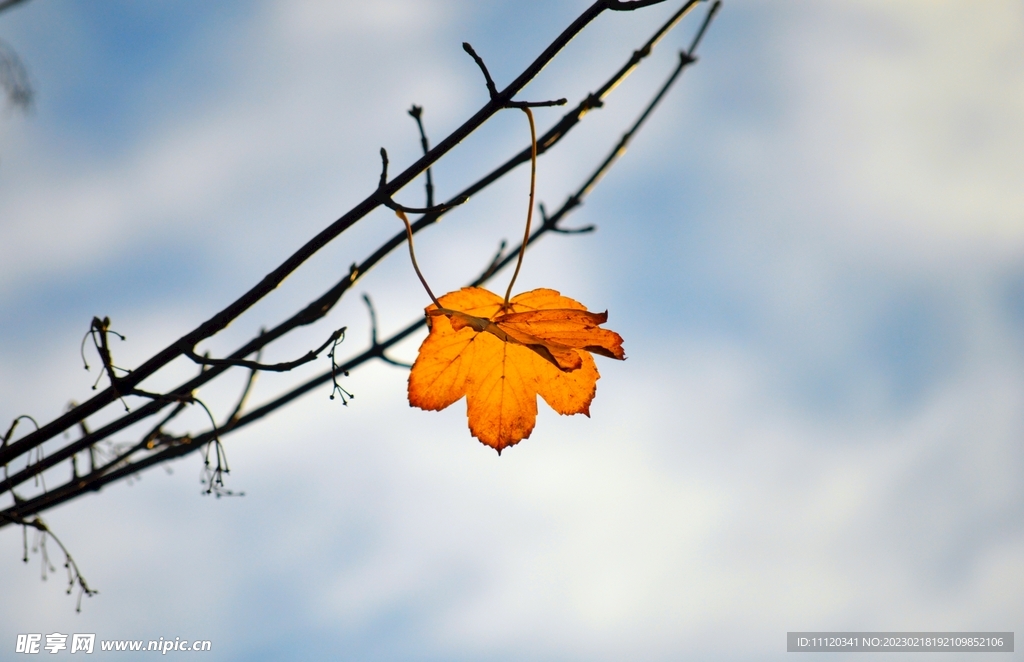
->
[[503, 107, 538, 309], [396, 209, 442, 309]]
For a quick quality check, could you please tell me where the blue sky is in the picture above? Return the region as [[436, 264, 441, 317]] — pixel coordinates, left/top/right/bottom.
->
[[1, 1, 1023, 660]]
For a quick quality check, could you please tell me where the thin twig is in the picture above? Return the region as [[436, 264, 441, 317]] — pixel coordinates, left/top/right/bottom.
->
[[462, 43, 499, 99], [378, 147, 469, 214], [141, 403, 188, 450], [507, 99, 568, 109], [362, 294, 412, 368], [185, 328, 345, 373], [540, 202, 594, 234], [382, 197, 469, 215], [226, 347, 263, 426], [407, 106, 435, 208], [478, 240, 509, 283], [688, 0, 721, 53]]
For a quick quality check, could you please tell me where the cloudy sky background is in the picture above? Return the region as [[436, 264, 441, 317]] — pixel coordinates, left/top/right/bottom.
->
[[1, 1, 1022, 660]]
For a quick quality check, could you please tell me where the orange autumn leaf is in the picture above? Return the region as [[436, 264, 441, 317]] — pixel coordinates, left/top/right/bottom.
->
[[408, 287, 625, 452]]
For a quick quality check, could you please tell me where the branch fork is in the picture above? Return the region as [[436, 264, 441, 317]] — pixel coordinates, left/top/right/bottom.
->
[[462, 42, 568, 110]]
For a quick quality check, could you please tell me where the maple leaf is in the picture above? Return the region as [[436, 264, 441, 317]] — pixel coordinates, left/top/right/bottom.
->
[[408, 287, 625, 452]]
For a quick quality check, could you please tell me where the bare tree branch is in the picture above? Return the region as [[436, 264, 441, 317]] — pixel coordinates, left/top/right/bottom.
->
[[0, 0, 719, 526], [1, 0, 681, 463], [0, 0, 717, 527]]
